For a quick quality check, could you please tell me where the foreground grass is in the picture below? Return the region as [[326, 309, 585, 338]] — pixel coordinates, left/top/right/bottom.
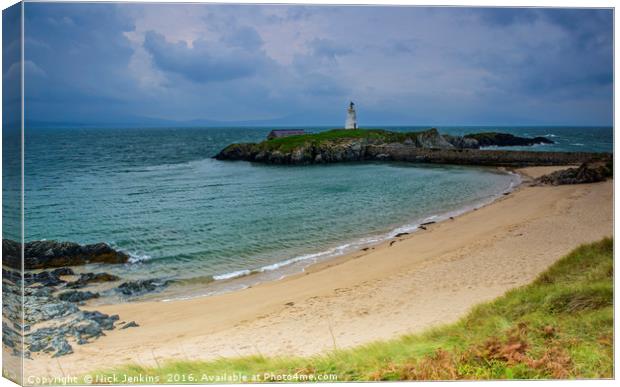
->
[[87, 238, 613, 382]]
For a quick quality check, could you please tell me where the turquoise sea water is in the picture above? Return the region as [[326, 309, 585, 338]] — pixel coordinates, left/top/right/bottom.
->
[[15, 126, 612, 295]]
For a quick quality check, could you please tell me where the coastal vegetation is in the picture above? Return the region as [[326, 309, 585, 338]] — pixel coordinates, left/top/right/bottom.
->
[[218, 128, 549, 155], [260, 129, 429, 152], [89, 238, 613, 381]]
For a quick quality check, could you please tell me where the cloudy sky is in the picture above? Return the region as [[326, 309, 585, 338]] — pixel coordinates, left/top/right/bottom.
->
[[22, 3, 613, 127]]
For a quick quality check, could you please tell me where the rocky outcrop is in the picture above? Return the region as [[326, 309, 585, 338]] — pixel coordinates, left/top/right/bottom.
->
[[2, 239, 129, 269], [413, 128, 456, 148], [464, 132, 554, 147], [535, 161, 613, 186], [24, 310, 120, 356], [2, 240, 141, 359], [3, 265, 127, 358], [443, 135, 479, 149], [212, 128, 592, 167]]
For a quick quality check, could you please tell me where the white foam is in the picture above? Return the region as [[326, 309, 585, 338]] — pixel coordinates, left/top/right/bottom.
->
[[213, 269, 251, 281], [107, 241, 153, 263], [126, 252, 151, 263]]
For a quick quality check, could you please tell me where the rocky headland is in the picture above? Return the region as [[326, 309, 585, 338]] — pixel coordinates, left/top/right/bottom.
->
[[215, 128, 610, 167]]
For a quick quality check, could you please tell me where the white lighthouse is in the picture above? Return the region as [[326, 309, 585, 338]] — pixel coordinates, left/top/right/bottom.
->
[[345, 101, 357, 129]]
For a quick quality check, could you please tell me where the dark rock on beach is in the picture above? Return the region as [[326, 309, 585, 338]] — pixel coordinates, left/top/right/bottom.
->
[[24, 267, 76, 287], [120, 321, 140, 329], [23, 291, 80, 323], [24, 310, 120, 356], [2, 268, 22, 283], [2, 239, 129, 270], [28, 328, 75, 357], [52, 267, 75, 276], [2, 259, 134, 358], [58, 290, 100, 303], [2, 322, 20, 349], [116, 279, 171, 297], [66, 272, 120, 289], [25, 310, 119, 356], [535, 161, 613, 186], [80, 310, 120, 330], [50, 337, 73, 358], [72, 320, 105, 343]]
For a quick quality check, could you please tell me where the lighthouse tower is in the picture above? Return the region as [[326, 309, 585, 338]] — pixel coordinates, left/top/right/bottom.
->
[[345, 101, 357, 129]]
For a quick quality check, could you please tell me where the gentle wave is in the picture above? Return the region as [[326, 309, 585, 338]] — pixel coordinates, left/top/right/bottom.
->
[[205, 170, 522, 286], [109, 242, 153, 263], [127, 252, 153, 263], [212, 269, 252, 281]]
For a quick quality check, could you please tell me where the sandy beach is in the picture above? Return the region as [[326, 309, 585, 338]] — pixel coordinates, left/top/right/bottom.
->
[[25, 166, 613, 378]]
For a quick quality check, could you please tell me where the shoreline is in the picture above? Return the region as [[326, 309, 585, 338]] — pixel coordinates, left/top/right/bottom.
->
[[146, 165, 522, 303], [25, 166, 613, 378]]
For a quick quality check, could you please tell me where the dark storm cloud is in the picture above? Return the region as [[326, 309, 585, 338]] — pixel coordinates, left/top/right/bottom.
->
[[142, 30, 268, 83], [2, 2, 22, 131], [476, 7, 539, 26], [22, 4, 613, 126], [23, 2, 140, 123]]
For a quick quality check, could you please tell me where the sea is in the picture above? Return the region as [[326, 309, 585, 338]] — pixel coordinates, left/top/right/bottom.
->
[[13, 126, 614, 301]]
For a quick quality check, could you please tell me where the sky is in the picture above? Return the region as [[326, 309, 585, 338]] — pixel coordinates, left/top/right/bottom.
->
[[17, 3, 614, 127]]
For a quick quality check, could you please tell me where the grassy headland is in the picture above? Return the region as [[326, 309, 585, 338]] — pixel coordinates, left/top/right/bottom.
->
[[87, 238, 613, 382], [224, 128, 417, 154], [265, 129, 417, 151]]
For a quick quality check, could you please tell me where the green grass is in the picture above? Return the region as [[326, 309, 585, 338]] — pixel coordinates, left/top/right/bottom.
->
[[83, 238, 613, 383], [226, 128, 429, 153]]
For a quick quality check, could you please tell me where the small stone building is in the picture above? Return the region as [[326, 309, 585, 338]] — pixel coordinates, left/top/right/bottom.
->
[[267, 129, 306, 140]]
